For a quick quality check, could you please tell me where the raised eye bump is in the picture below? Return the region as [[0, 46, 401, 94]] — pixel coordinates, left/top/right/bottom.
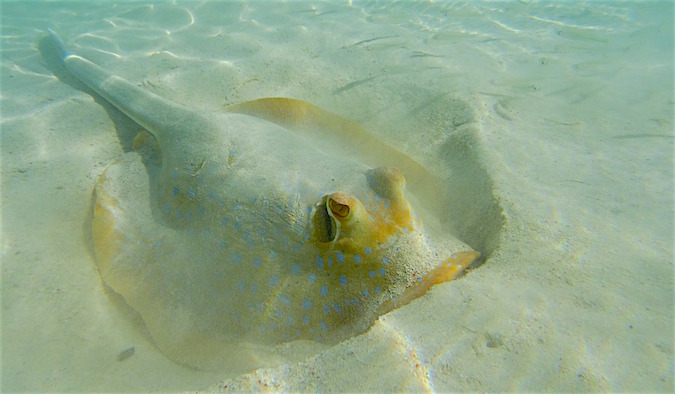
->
[[329, 198, 350, 218]]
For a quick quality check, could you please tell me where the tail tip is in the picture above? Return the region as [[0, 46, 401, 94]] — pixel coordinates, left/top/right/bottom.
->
[[44, 29, 72, 60]]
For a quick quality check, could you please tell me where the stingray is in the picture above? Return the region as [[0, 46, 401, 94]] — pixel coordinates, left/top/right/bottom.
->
[[45, 31, 480, 371]]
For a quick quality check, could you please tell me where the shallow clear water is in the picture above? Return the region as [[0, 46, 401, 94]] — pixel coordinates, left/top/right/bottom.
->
[[1, 1, 672, 392]]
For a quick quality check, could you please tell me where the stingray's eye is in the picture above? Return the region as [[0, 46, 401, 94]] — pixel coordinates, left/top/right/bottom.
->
[[366, 167, 406, 200], [312, 193, 374, 248], [312, 193, 357, 245], [329, 198, 350, 219]]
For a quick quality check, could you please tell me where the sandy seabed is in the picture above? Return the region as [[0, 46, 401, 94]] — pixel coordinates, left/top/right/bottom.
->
[[1, 1, 672, 392]]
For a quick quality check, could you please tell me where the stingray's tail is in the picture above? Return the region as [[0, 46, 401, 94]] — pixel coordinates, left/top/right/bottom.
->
[[46, 29, 72, 60], [44, 30, 202, 143]]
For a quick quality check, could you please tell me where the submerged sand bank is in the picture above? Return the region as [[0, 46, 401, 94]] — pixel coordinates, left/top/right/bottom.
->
[[1, 1, 672, 392]]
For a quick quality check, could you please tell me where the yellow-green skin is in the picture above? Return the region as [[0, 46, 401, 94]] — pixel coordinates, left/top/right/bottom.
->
[[48, 31, 479, 371]]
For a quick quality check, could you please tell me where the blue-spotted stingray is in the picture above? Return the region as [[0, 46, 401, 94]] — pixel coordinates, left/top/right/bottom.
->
[[46, 31, 480, 371]]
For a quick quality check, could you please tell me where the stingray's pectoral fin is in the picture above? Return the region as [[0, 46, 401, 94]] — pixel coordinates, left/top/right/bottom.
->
[[92, 175, 125, 278], [92, 152, 167, 297], [92, 154, 220, 369], [377, 250, 480, 316], [420, 250, 480, 287]]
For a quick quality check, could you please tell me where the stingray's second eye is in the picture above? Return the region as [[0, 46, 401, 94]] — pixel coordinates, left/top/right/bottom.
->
[[328, 197, 350, 219]]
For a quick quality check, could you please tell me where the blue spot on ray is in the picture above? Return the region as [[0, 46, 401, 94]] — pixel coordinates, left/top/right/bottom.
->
[[315, 256, 324, 270], [339, 274, 347, 286], [336, 251, 345, 264], [364, 246, 372, 255], [353, 254, 361, 263], [278, 294, 291, 306], [320, 285, 328, 297], [293, 241, 305, 252]]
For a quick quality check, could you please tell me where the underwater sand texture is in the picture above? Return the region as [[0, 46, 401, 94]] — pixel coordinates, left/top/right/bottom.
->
[[1, 1, 672, 392]]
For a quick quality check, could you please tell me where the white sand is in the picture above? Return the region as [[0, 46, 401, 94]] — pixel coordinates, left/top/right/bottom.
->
[[1, 1, 672, 392]]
